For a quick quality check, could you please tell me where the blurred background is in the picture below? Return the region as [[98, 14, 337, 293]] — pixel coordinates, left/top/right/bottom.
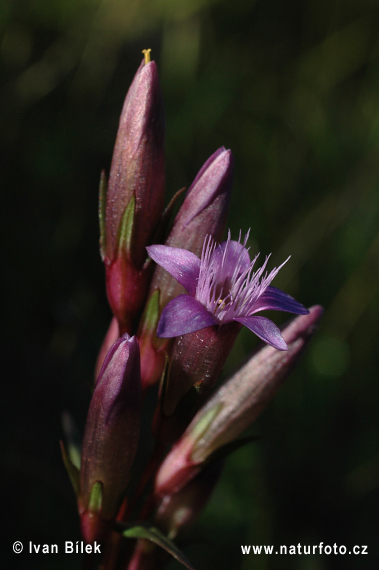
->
[[1, 0, 378, 568]]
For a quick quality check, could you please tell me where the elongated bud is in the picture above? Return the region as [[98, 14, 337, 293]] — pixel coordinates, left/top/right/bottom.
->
[[79, 334, 141, 540], [150, 147, 233, 310], [155, 306, 323, 496], [138, 148, 233, 390], [101, 54, 165, 332]]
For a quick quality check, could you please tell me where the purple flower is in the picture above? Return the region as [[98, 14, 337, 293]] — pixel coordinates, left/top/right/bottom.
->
[[147, 231, 309, 350]]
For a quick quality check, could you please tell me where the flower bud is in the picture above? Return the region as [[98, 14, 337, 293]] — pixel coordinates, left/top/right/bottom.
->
[[155, 306, 323, 496], [100, 54, 165, 332], [150, 147, 233, 309], [79, 334, 141, 538]]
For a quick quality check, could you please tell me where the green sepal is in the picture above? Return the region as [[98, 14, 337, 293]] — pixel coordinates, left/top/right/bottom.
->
[[190, 403, 223, 446], [150, 187, 186, 246], [159, 353, 170, 405], [99, 170, 108, 261], [140, 289, 161, 336], [61, 411, 81, 469], [117, 194, 136, 259], [115, 522, 196, 570], [88, 481, 103, 513], [60, 440, 80, 498]]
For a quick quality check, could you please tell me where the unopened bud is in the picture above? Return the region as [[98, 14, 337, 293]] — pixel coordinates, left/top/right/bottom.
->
[[150, 147, 233, 309], [155, 306, 323, 495], [100, 54, 165, 331], [79, 334, 141, 534]]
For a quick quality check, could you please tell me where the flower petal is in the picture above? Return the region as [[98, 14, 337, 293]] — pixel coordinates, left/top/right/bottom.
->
[[234, 315, 288, 350], [157, 295, 218, 338], [147, 245, 200, 296], [252, 286, 310, 315]]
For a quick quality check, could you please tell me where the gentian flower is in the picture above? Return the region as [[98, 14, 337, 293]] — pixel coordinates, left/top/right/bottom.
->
[[138, 147, 233, 390], [147, 231, 309, 351]]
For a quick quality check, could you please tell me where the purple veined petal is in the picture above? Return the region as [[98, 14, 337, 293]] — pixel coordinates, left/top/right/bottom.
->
[[147, 245, 200, 296], [252, 286, 310, 315], [157, 295, 218, 338], [234, 315, 288, 350]]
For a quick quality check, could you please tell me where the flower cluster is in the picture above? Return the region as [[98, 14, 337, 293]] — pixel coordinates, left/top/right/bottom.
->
[[61, 50, 322, 570]]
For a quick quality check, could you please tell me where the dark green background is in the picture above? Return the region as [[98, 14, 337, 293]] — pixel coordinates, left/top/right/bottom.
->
[[1, 1, 378, 568]]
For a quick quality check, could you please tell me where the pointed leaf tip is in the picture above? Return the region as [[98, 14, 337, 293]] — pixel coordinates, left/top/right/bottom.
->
[[60, 441, 80, 498], [116, 523, 196, 570]]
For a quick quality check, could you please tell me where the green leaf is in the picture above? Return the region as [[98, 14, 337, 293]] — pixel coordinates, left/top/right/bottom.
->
[[61, 411, 81, 469], [151, 186, 186, 245], [117, 194, 135, 259], [88, 481, 103, 512], [115, 522, 196, 570], [60, 440, 80, 498], [140, 289, 161, 335], [99, 170, 108, 261]]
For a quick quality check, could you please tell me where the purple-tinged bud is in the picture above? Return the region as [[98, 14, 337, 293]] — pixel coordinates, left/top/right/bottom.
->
[[79, 334, 141, 539], [155, 306, 323, 496], [149, 147, 233, 310], [100, 53, 165, 332], [103, 56, 165, 267]]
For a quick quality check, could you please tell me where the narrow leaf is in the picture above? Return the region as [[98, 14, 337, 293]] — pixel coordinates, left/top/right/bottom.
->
[[117, 194, 136, 259], [88, 481, 103, 512], [60, 440, 80, 498], [152, 187, 186, 246], [115, 522, 196, 570], [140, 289, 161, 335]]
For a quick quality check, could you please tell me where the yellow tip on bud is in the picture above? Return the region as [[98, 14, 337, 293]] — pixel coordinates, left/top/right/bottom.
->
[[142, 49, 152, 64]]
